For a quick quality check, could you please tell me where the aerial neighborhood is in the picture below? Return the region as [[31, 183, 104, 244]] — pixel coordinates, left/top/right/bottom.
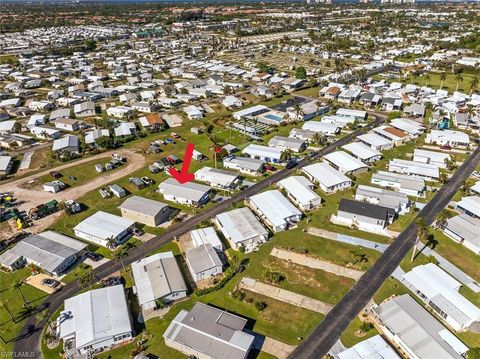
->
[[0, 2, 479, 359]]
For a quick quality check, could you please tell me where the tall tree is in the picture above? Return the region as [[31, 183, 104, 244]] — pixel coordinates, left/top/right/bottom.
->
[[411, 217, 429, 262]]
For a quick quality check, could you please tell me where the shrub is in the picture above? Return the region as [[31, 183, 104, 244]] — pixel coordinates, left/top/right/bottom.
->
[[263, 270, 285, 285], [255, 301, 267, 311]]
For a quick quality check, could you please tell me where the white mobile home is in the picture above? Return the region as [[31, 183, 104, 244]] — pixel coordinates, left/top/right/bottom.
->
[[302, 162, 352, 193]]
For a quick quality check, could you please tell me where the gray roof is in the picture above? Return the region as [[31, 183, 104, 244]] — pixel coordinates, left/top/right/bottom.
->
[[163, 302, 254, 359], [444, 214, 480, 248], [338, 199, 395, 220], [223, 155, 264, 171], [185, 243, 222, 275], [131, 252, 187, 307], [52, 135, 79, 151], [372, 294, 466, 359], [158, 178, 211, 202], [119, 196, 168, 217], [356, 185, 409, 211], [74, 211, 134, 240], [215, 207, 268, 244], [268, 135, 305, 151], [59, 285, 132, 349], [49, 108, 70, 120], [372, 171, 425, 193], [0, 231, 87, 273]]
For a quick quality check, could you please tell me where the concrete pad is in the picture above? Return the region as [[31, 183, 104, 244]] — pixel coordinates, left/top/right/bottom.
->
[[25, 273, 64, 294], [84, 257, 110, 269]]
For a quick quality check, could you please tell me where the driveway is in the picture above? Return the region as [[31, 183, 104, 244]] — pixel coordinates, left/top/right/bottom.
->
[[270, 247, 364, 281], [239, 277, 333, 315], [1, 149, 146, 234]]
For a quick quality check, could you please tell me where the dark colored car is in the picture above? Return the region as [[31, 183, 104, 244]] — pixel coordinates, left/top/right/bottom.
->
[[286, 159, 298, 169], [440, 144, 452, 150], [264, 164, 276, 172], [41, 278, 60, 288], [49, 171, 62, 179], [85, 252, 103, 262]]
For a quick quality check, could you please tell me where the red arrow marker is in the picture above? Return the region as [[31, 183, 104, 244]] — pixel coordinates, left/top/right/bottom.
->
[[169, 143, 195, 184]]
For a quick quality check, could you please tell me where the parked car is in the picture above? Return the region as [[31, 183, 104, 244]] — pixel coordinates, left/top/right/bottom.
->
[[99, 188, 111, 199], [85, 252, 103, 262], [112, 153, 126, 162], [141, 176, 154, 186], [171, 132, 181, 139], [165, 138, 175, 144], [286, 159, 298, 169], [264, 164, 276, 172], [41, 278, 60, 288], [440, 144, 452, 150], [49, 171, 62, 179], [102, 276, 122, 287], [130, 227, 144, 237]]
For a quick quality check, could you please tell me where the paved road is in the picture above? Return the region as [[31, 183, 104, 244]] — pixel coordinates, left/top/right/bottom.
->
[[13, 113, 387, 358], [289, 146, 480, 359]]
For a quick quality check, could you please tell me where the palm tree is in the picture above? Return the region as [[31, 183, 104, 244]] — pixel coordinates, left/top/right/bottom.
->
[[10, 279, 28, 307], [459, 180, 469, 197], [280, 149, 292, 163], [439, 172, 449, 184], [0, 300, 15, 323], [470, 76, 479, 96], [113, 247, 128, 272], [424, 73, 431, 86], [79, 270, 96, 290], [436, 209, 450, 229], [439, 72, 447, 89], [411, 217, 429, 262], [455, 73, 463, 91], [293, 103, 303, 122], [106, 237, 117, 250]]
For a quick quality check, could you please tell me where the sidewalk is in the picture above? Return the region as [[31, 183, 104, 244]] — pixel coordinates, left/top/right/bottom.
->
[[271, 247, 364, 281], [307, 228, 389, 252], [239, 277, 333, 314]]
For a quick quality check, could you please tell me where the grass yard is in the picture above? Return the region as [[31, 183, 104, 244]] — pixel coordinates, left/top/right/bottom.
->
[[0, 268, 49, 354], [389, 71, 479, 95], [340, 316, 378, 348]]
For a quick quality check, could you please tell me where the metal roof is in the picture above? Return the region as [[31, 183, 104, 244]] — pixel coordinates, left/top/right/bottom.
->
[[59, 285, 132, 349], [131, 252, 187, 307], [73, 211, 134, 241], [185, 243, 222, 275], [249, 190, 302, 228], [324, 151, 368, 173], [163, 302, 254, 359], [1, 231, 86, 273], [119, 195, 168, 217], [372, 294, 467, 359], [158, 178, 211, 202], [338, 199, 395, 221], [302, 162, 351, 188], [215, 207, 268, 244]]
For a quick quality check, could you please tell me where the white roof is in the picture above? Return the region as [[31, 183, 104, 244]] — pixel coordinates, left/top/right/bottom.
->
[[456, 196, 480, 217], [342, 142, 381, 160], [302, 162, 351, 187], [73, 211, 134, 240], [389, 159, 440, 179], [338, 335, 401, 359], [232, 105, 269, 119], [59, 285, 132, 349], [131, 252, 187, 307], [194, 167, 239, 187], [390, 118, 425, 135], [324, 151, 367, 172], [358, 133, 392, 148], [277, 176, 320, 207], [215, 207, 268, 244], [302, 121, 340, 134], [414, 149, 450, 163], [242, 144, 282, 160], [249, 190, 301, 228], [427, 130, 469, 144], [402, 263, 480, 328], [372, 294, 467, 359], [336, 108, 367, 119], [191, 227, 223, 249]]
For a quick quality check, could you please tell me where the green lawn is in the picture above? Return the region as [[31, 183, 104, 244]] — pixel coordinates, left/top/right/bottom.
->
[[341, 316, 378, 348], [0, 268, 49, 354], [385, 71, 479, 95]]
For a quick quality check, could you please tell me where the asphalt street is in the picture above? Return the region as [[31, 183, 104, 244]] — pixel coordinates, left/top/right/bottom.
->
[[289, 145, 480, 359], [12, 113, 388, 358]]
